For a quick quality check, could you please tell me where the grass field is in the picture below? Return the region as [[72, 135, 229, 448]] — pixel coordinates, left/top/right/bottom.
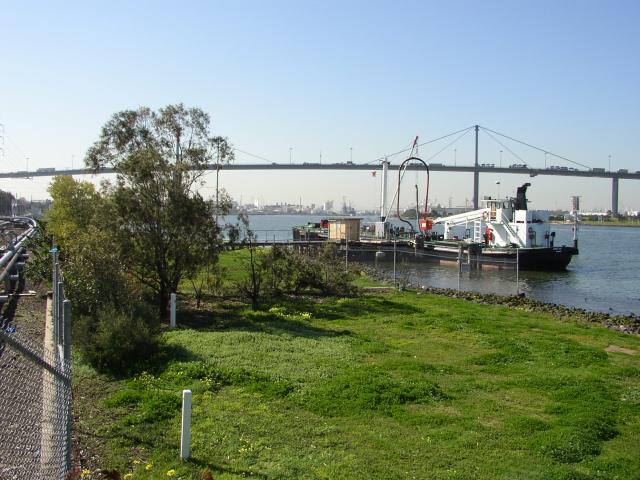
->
[[74, 276, 640, 479]]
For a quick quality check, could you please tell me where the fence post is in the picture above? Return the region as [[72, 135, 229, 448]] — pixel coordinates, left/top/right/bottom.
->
[[57, 281, 64, 346], [62, 298, 72, 474], [393, 239, 397, 287], [180, 390, 192, 461], [170, 293, 177, 328], [51, 248, 59, 344], [345, 224, 349, 272], [457, 245, 463, 294], [63, 300, 72, 366], [516, 248, 520, 295]]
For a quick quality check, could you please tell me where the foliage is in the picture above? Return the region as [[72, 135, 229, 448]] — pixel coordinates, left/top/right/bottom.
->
[[236, 243, 355, 307], [0, 190, 15, 216], [46, 176, 103, 240], [239, 239, 263, 310], [85, 104, 233, 317], [24, 224, 54, 286], [75, 305, 159, 374], [206, 264, 227, 296], [40, 176, 160, 372], [241, 243, 354, 305], [42, 177, 137, 316], [231, 215, 262, 309], [62, 226, 137, 316], [314, 243, 353, 294]]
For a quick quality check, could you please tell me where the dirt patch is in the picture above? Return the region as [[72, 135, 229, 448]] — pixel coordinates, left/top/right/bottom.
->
[[605, 345, 637, 355]]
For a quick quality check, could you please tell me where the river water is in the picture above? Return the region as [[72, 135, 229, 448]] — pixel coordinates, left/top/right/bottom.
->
[[230, 215, 640, 316]]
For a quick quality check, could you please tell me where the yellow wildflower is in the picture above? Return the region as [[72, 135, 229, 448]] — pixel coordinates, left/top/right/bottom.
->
[[146, 463, 153, 471], [166, 470, 176, 477], [80, 470, 91, 479], [124, 474, 133, 480]]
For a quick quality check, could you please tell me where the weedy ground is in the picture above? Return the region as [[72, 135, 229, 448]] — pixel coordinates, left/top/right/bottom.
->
[[74, 260, 640, 479]]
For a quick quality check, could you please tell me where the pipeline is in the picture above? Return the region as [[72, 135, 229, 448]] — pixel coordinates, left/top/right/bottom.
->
[[395, 156, 430, 234], [0, 217, 38, 292]]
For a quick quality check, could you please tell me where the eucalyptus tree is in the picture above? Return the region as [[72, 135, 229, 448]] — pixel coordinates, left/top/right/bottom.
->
[[86, 104, 233, 317]]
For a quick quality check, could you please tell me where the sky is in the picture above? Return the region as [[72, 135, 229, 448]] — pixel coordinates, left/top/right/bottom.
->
[[1, 0, 639, 212]]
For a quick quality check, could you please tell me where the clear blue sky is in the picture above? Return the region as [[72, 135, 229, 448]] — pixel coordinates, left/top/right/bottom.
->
[[1, 0, 639, 211]]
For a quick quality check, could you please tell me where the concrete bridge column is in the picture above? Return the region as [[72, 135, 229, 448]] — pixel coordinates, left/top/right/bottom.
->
[[611, 176, 619, 216], [473, 125, 479, 209], [473, 171, 479, 210]]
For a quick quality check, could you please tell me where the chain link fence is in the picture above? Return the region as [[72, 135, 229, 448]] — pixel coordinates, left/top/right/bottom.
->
[[0, 247, 72, 480]]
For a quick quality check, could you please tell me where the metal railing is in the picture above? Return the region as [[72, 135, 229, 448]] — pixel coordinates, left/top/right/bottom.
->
[[0, 219, 73, 480]]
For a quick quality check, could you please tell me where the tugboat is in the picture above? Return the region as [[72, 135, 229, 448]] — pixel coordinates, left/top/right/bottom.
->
[[425, 183, 579, 271], [366, 153, 579, 271]]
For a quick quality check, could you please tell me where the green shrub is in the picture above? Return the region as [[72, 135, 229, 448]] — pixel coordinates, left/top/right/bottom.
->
[[258, 244, 354, 298], [24, 226, 54, 287], [75, 305, 160, 374]]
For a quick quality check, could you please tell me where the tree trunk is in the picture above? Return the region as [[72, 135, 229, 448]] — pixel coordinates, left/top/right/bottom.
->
[[159, 284, 169, 321]]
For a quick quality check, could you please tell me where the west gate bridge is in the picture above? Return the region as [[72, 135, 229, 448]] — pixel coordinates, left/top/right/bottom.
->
[[1, 125, 636, 214]]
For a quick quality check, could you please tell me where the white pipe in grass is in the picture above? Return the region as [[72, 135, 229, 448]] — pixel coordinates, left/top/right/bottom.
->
[[180, 389, 192, 461]]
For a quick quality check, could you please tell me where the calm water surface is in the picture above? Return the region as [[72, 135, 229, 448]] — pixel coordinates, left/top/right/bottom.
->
[[232, 215, 640, 316]]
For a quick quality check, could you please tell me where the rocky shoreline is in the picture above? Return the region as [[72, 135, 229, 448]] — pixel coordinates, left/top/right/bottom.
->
[[357, 265, 640, 336]]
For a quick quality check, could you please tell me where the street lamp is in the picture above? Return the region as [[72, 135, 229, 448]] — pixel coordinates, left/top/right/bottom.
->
[[499, 150, 503, 168], [495, 180, 501, 199], [454, 148, 457, 166], [350, 147, 353, 163], [289, 147, 292, 165], [608, 154, 612, 172]]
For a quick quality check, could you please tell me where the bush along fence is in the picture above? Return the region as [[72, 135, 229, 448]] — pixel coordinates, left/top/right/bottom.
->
[[0, 224, 73, 480]]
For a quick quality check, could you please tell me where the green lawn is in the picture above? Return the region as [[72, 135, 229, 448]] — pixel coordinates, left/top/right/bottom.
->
[[74, 287, 640, 479]]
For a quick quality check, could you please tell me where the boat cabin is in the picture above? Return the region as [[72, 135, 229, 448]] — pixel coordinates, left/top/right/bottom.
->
[[328, 218, 361, 242], [481, 196, 551, 248]]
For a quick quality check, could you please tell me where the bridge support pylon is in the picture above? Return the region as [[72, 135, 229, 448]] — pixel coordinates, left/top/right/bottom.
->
[[473, 125, 479, 209]]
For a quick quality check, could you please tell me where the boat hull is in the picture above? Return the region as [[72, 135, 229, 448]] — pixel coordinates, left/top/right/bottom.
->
[[340, 242, 578, 272]]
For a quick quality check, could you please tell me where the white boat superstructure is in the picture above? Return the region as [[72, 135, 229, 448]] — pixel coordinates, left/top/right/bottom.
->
[[432, 183, 559, 249]]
